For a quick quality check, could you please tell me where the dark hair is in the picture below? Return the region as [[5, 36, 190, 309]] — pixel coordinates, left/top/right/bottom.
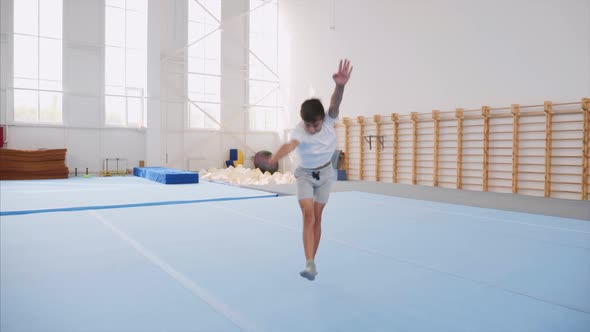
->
[[300, 98, 325, 122]]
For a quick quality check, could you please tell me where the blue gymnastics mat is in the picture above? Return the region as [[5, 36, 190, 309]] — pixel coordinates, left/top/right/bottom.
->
[[1, 189, 589, 331], [133, 167, 198, 184], [0, 177, 276, 215]]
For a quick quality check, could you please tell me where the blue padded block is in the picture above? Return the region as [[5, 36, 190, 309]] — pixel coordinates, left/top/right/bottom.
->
[[229, 149, 238, 160], [225, 160, 233, 167], [133, 167, 199, 184], [337, 169, 347, 181]]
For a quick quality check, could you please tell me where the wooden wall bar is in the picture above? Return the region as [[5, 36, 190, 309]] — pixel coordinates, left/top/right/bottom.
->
[[432, 110, 440, 187], [511, 104, 520, 193], [411, 112, 418, 185], [391, 113, 399, 183], [343, 117, 350, 176], [374, 115, 381, 182], [582, 98, 589, 200], [336, 98, 588, 200], [456, 108, 464, 189], [358, 116, 364, 180], [544, 101, 553, 197], [482, 106, 490, 192]]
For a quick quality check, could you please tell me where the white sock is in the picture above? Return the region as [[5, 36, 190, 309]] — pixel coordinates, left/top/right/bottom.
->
[[305, 260, 317, 274], [300, 260, 318, 280]]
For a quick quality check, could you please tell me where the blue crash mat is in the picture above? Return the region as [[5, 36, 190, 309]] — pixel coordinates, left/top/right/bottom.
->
[[133, 167, 199, 184]]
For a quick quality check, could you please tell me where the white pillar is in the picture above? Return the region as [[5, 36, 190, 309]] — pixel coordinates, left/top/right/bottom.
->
[[221, 0, 248, 132], [146, 0, 161, 166]]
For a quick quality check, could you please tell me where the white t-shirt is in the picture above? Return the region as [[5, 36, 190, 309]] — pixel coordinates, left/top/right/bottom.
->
[[290, 114, 337, 169]]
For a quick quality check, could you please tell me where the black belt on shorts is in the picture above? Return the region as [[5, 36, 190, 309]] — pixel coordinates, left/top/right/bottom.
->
[[311, 161, 331, 170]]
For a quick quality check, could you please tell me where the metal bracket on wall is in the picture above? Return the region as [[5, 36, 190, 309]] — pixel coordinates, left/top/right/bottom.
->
[[364, 135, 384, 151]]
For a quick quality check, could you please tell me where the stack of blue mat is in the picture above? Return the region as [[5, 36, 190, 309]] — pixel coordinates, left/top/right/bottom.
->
[[133, 167, 199, 184], [225, 149, 244, 167]]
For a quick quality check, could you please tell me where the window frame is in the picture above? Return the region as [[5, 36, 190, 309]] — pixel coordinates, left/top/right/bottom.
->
[[186, 0, 222, 130], [12, 0, 64, 125], [247, 0, 281, 132], [104, 0, 148, 128]]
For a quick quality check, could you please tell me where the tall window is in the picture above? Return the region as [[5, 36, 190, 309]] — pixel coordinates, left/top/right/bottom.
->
[[105, 0, 148, 127], [187, 0, 221, 129], [13, 0, 63, 123], [248, 0, 280, 131]]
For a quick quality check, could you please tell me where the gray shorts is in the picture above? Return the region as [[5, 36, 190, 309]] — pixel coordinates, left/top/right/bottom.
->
[[294, 162, 335, 204]]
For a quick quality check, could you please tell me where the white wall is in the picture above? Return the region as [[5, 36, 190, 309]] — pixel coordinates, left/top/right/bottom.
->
[[279, 0, 590, 126]]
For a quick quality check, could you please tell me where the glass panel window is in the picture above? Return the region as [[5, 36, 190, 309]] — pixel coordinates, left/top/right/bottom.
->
[[105, 6, 125, 47], [105, 95, 126, 126], [13, 35, 39, 81], [13, 89, 39, 122], [39, 0, 63, 38], [248, 0, 281, 131], [39, 38, 62, 87], [13, 0, 63, 124], [187, 0, 221, 129], [13, 0, 38, 35], [39, 91, 62, 123], [105, 0, 148, 127]]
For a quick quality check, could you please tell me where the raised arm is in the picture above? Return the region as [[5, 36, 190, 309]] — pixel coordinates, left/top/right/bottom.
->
[[328, 59, 353, 119]]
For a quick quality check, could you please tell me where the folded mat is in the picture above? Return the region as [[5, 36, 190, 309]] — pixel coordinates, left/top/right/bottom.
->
[[0, 148, 68, 180]]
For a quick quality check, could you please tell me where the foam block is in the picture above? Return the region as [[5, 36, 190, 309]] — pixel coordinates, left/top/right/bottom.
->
[[229, 149, 238, 160], [228, 149, 244, 167], [133, 167, 199, 184], [235, 149, 244, 165]]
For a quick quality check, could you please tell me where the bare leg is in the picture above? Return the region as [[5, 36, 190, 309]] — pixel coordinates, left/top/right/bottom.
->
[[313, 201, 326, 258], [298, 198, 316, 261]]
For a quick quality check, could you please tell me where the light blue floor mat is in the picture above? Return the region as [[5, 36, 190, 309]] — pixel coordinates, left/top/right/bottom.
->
[[1, 181, 589, 331], [0, 177, 276, 215]]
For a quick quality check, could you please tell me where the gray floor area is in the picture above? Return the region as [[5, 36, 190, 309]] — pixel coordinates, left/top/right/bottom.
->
[[243, 181, 590, 221]]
